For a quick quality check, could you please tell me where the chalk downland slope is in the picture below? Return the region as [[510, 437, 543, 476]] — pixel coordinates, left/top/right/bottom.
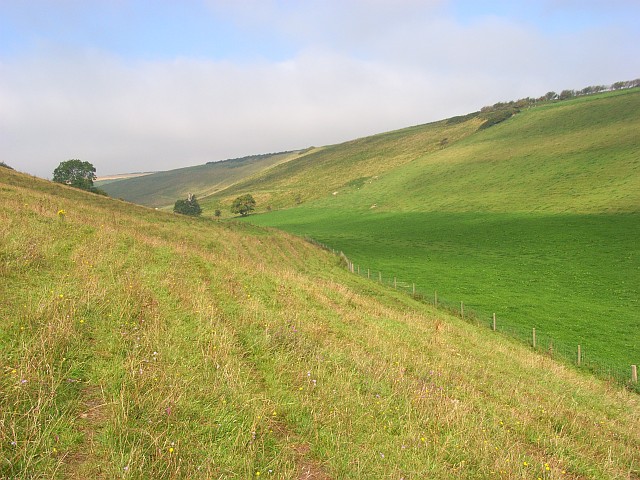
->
[[1, 167, 638, 479], [237, 88, 640, 380], [202, 88, 640, 215], [100, 150, 311, 208]]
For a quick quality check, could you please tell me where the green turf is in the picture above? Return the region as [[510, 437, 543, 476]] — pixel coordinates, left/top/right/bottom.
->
[[243, 89, 640, 379], [3, 141, 640, 479], [248, 208, 640, 376]]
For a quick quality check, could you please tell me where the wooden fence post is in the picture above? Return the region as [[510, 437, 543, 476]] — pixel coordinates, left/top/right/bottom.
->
[[492, 313, 496, 331], [379, 272, 382, 282], [434, 291, 438, 308], [461, 302, 464, 319], [412, 283, 415, 296], [394, 277, 397, 289], [357, 265, 360, 275], [577, 345, 581, 366], [532, 328, 536, 349], [367, 269, 370, 279], [632, 365, 638, 383]]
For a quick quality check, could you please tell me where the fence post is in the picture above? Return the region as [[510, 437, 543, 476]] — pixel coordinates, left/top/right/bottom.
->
[[577, 345, 581, 366], [532, 328, 536, 349], [461, 302, 464, 319], [357, 265, 360, 275], [632, 365, 638, 383], [394, 277, 397, 289], [367, 269, 370, 279], [492, 313, 496, 331], [548, 340, 553, 356], [412, 283, 415, 296], [434, 291, 438, 308], [379, 272, 382, 282]]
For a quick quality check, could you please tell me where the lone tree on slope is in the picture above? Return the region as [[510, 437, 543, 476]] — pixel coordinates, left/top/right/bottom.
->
[[52, 159, 97, 191], [231, 194, 256, 216]]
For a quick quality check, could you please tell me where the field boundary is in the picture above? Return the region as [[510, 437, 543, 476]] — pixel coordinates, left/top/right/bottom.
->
[[308, 238, 639, 393]]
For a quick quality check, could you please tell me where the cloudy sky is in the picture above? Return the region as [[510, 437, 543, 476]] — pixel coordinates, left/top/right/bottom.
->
[[1, 1, 639, 178]]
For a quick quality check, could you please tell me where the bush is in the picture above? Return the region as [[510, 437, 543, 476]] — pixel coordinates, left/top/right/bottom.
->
[[478, 108, 518, 130], [174, 194, 202, 216], [231, 194, 256, 217]]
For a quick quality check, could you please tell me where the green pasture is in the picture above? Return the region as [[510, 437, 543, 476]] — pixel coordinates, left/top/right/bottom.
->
[[245, 89, 640, 380], [2, 143, 640, 478], [248, 207, 640, 377]]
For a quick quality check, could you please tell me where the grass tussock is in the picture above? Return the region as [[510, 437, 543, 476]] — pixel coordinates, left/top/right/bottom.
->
[[1, 167, 639, 479]]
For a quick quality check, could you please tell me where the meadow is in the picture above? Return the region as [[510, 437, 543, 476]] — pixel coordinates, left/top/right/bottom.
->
[[2, 167, 639, 478], [248, 208, 640, 379], [242, 89, 640, 382]]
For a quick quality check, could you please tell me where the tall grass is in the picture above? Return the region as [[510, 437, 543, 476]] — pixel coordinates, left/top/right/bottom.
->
[[1, 168, 639, 478]]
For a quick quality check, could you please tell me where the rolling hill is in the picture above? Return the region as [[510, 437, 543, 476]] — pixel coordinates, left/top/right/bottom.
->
[[232, 88, 640, 382], [91, 88, 640, 384], [201, 88, 640, 214], [100, 150, 312, 208], [2, 163, 639, 478]]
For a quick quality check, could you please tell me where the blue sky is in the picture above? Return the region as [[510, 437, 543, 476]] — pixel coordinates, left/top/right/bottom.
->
[[1, 0, 639, 177]]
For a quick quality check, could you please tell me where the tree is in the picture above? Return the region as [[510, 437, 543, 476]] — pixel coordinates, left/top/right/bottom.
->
[[231, 194, 256, 216], [558, 89, 575, 100], [173, 193, 202, 216], [53, 159, 96, 191]]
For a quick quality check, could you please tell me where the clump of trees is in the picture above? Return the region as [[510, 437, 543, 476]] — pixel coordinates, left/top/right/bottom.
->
[[474, 78, 640, 130], [480, 78, 640, 116], [52, 159, 107, 195], [174, 194, 202, 216], [231, 194, 256, 216]]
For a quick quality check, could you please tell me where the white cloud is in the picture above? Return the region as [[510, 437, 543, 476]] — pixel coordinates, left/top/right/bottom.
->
[[1, 1, 639, 178]]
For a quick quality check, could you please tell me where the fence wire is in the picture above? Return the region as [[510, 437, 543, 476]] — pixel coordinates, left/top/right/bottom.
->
[[327, 248, 639, 393]]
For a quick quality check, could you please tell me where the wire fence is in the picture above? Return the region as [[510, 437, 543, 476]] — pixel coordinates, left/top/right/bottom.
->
[[307, 239, 639, 393]]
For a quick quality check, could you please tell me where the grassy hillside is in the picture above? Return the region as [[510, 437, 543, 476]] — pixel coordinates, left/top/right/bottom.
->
[[200, 116, 483, 214], [2, 167, 639, 479], [206, 89, 640, 214], [95, 173, 155, 187], [242, 89, 640, 380], [100, 151, 310, 208]]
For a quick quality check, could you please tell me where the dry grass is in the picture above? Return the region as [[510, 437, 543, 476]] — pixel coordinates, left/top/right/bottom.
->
[[1, 168, 639, 479]]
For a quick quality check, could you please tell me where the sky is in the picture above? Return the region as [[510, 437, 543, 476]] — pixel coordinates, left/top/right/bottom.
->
[[1, 1, 639, 178]]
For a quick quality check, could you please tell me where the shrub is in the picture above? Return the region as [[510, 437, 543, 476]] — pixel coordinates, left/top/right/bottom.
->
[[174, 194, 202, 216], [231, 194, 256, 217]]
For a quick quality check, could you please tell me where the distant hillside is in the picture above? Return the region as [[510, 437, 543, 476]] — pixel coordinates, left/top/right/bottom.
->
[[201, 116, 484, 214], [2, 163, 639, 479], [203, 88, 640, 215], [100, 150, 310, 208], [94, 172, 155, 186]]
